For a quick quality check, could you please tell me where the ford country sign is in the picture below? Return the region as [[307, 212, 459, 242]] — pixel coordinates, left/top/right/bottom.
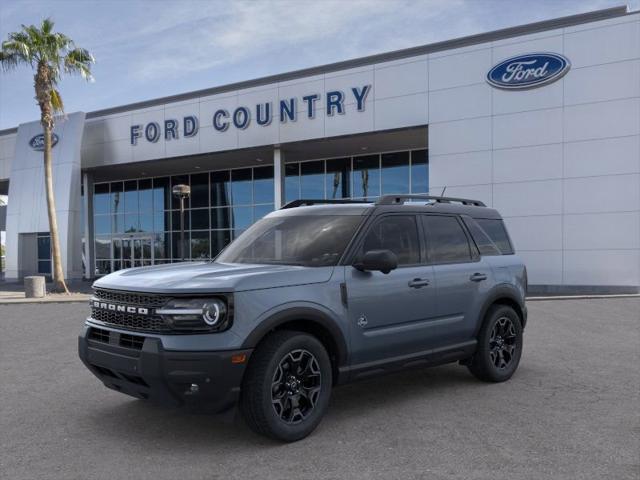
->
[[487, 53, 570, 90], [29, 133, 59, 151]]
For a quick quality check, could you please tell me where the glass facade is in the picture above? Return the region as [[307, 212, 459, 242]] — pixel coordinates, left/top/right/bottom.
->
[[91, 149, 427, 275]]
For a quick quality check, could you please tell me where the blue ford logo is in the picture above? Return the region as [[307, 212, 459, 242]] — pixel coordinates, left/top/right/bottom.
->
[[29, 133, 59, 151], [487, 53, 570, 90]]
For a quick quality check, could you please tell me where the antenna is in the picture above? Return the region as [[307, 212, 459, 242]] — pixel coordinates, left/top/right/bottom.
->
[[440, 186, 447, 197]]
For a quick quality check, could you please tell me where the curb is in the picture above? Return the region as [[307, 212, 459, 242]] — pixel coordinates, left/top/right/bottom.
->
[[0, 295, 91, 305], [527, 294, 640, 301]]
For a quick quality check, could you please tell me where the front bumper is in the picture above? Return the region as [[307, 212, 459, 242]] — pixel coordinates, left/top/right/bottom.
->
[[78, 325, 252, 412]]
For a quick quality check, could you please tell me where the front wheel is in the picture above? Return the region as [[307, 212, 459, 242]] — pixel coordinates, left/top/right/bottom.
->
[[468, 305, 523, 382], [241, 331, 332, 442]]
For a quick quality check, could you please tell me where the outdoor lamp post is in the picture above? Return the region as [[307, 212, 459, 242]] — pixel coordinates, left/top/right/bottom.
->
[[172, 184, 191, 261]]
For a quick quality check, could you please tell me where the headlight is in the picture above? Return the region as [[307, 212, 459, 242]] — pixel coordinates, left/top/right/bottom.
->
[[156, 297, 229, 332]]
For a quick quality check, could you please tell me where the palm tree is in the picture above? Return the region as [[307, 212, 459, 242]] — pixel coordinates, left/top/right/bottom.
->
[[0, 18, 94, 293]]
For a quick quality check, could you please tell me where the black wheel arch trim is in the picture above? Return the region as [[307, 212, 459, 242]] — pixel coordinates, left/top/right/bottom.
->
[[476, 284, 527, 336], [241, 306, 349, 368]]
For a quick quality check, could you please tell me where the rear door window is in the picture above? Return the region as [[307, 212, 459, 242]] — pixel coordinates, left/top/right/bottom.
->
[[422, 215, 472, 264]]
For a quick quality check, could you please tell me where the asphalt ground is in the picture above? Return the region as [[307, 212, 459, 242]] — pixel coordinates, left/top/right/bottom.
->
[[0, 298, 638, 480]]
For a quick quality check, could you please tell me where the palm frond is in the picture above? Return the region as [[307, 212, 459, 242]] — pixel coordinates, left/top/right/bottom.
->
[[50, 88, 64, 113], [64, 47, 94, 81]]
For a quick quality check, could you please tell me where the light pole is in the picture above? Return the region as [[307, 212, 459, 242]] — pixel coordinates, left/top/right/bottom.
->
[[172, 184, 191, 261]]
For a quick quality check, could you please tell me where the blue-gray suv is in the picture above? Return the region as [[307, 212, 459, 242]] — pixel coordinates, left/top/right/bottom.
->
[[79, 194, 527, 442]]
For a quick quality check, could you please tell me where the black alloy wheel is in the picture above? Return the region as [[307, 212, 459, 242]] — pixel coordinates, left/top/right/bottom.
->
[[489, 316, 518, 370], [271, 349, 322, 424], [467, 304, 523, 382], [241, 330, 332, 442]]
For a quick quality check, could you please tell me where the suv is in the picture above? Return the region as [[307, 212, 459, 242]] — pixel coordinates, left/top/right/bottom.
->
[[79, 195, 527, 442]]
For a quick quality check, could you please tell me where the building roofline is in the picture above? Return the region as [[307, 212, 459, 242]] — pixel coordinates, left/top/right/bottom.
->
[[0, 5, 630, 136]]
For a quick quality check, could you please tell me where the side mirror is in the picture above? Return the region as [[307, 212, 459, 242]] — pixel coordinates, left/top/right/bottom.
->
[[353, 249, 398, 274]]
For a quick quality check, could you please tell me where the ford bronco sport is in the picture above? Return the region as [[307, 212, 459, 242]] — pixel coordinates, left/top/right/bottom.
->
[[79, 194, 527, 442]]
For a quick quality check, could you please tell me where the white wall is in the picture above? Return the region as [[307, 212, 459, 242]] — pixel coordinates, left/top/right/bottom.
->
[[0, 133, 16, 181], [80, 57, 429, 168], [428, 12, 640, 288], [5, 113, 85, 280]]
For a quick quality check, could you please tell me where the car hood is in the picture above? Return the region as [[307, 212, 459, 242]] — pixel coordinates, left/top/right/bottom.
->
[[92, 262, 334, 294]]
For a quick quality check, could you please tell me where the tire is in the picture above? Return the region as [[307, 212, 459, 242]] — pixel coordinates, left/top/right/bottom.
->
[[467, 305, 523, 382], [240, 330, 333, 442]]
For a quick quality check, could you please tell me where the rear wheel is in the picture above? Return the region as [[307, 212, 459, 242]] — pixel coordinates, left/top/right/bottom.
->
[[468, 305, 523, 382], [241, 331, 332, 442]]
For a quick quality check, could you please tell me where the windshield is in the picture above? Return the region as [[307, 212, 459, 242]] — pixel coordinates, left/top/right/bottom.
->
[[216, 215, 363, 267]]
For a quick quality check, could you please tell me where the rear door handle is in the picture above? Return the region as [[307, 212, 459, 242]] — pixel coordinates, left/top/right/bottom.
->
[[408, 278, 430, 288], [470, 273, 488, 282]]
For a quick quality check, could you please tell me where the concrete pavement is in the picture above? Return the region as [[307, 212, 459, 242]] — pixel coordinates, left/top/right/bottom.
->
[[0, 298, 638, 479]]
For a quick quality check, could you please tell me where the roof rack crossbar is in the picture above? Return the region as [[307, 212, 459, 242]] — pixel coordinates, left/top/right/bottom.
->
[[376, 194, 486, 207], [281, 199, 372, 209]]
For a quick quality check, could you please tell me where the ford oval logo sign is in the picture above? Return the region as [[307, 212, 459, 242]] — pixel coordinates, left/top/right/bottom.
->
[[487, 53, 570, 90], [29, 133, 59, 151]]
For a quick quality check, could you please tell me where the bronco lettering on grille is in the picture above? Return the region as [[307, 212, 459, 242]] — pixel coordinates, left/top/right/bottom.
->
[[92, 300, 149, 315]]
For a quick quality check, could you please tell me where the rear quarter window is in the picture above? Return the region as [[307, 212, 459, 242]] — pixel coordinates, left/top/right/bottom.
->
[[474, 218, 514, 255]]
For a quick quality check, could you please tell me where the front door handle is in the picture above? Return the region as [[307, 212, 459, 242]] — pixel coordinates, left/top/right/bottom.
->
[[408, 278, 430, 288], [470, 273, 488, 282]]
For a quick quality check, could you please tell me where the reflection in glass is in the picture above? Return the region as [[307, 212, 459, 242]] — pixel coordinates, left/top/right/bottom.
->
[[211, 230, 232, 257], [254, 204, 274, 221], [253, 166, 274, 204], [138, 179, 153, 211], [153, 177, 170, 211], [94, 215, 110, 235], [211, 171, 231, 207], [153, 233, 169, 259], [113, 238, 122, 260], [381, 151, 410, 194], [285, 163, 300, 203], [95, 236, 111, 259], [190, 173, 209, 208], [139, 213, 153, 232], [326, 158, 350, 199], [111, 182, 123, 216], [411, 149, 429, 193], [124, 213, 139, 232], [94, 184, 110, 214], [37, 235, 51, 260], [191, 208, 210, 230], [231, 169, 252, 205], [352, 155, 380, 199], [38, 260, 52, 274], [124, 180, 138, 212], [211, 207, 231, 230], [301, 161, 324, 199], [190, 231, 210, 259], [154, 211, 168, 232], [232, 206, 252, 229]]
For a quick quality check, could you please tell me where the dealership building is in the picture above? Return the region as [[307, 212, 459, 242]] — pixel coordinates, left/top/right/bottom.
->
[[0, 5, 639, 293]]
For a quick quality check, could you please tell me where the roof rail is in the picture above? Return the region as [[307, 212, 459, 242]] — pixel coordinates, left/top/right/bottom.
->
[[376, 194, 486, 207], [281, 199, 372, 209]]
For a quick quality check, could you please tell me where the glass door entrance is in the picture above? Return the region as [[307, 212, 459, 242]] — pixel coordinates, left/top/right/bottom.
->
[[113, 235, 153, 270]]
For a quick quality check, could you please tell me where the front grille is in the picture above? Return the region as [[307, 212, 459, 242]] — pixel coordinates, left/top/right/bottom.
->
[[120, 333, 145, 350], [88, 327, 110, 343], [90, 306, 170, 333], [93, 288, 169, 308]]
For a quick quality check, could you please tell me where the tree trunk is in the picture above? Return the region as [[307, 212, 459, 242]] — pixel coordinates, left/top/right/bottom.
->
[[36, 63, 68, 294], [43, 122, 69, 294]]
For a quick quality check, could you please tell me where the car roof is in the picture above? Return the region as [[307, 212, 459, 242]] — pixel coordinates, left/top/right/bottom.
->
[[269, 196, 503, 220]]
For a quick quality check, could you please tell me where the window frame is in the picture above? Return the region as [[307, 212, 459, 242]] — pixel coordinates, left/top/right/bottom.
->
[[420, 213, 480, 266]]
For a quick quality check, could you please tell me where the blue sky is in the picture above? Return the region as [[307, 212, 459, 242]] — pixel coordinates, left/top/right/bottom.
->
[[0, 0, 633, 130]]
